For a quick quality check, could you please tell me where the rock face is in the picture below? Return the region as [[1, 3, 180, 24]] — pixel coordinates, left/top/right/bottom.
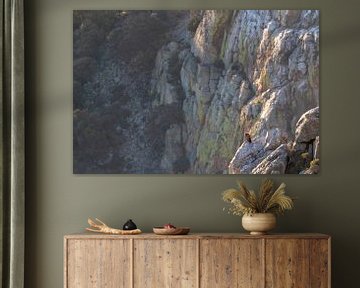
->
[[152, 10, 319, 174], [73, 10, 319, 174], [294, 107, 320, 144], [291, 107, 320, 174], [252, 144, 290, 174]]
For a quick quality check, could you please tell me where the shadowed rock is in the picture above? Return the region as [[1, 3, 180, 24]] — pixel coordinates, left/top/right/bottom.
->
[[252, 144, 290, 174], [294, 106, 320, 145]]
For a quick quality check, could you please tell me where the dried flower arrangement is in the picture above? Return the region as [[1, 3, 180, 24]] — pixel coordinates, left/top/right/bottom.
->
[[222, 179, 294, 216]]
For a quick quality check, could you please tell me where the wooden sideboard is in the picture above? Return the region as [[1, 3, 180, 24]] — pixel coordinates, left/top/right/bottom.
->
[[64, 233, 330, 288]]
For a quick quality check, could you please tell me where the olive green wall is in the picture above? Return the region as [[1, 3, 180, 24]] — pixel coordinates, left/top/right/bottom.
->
[[25, 0, 360, 287]]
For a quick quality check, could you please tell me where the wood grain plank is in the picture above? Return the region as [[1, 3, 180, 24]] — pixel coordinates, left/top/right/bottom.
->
[[196, 239, 200, 288], [328, 238, 331, 288], [133, 239, 197, 288], [64, 238, 68, 288], [265, 239, 310, 288], [310, 239, 330, 288], [67, 239, 131, 288], [130, 238, 134, 288], [200, 239, 264, 288], [64, 233, 330, 240]]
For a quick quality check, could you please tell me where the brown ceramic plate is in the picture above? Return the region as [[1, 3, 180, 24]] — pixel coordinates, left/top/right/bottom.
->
[[153, 227, 190, 235]]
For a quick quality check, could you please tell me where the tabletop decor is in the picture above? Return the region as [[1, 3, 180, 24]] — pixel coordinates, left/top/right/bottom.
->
[[222, 179, 294, 234], [153, 223, 190, 235], [123, 219, 138, 230], [86, 218, 142, 235]]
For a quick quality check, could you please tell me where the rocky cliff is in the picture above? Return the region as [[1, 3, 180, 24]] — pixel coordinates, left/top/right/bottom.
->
[[73, 10, 319, 174], [151, 10, 319, 174]]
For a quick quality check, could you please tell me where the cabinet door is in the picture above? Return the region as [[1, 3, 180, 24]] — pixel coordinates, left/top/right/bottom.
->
[[309, 239, 330, 288], [66, 239, 131, 288], [134, 239, 198, 288], [266, 239, 310, 287], [200, 239, 264, 288]]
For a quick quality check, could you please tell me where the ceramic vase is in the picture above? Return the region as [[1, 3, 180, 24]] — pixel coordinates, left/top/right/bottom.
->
[[242, 213, 276, 235]]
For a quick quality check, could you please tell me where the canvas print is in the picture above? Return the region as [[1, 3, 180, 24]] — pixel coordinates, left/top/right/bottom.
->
[[73, 10, 320, 174]]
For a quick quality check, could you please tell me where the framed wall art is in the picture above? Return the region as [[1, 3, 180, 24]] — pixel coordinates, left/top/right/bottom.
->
[[73, 10, 319, 174]]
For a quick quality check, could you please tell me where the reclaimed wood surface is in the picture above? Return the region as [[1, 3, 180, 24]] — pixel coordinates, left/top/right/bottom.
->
[[265, 239, 310, 287], [200, 239, 264, 288], [64, 233, 331, 288], [65, 233, 330, 240], [65, 239, 131, 288], [133, 239, 198, 288], [310, 239, 331, 288]]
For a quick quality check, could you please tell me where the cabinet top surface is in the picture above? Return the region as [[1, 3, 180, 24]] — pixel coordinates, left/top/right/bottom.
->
[[64, 232, 330, 240]]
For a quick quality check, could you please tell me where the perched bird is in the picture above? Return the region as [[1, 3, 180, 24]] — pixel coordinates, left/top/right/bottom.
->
[[244, 132, 252, 143]]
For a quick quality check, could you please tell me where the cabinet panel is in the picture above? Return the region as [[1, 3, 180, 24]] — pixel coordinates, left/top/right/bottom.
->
[[200, 239, 264, 288], [310, 239, 330, 288], [66, 239, 131, 288], [265, 239, 310, 288], [133, 239, 198, 288], [65, 234, 330, 288]]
